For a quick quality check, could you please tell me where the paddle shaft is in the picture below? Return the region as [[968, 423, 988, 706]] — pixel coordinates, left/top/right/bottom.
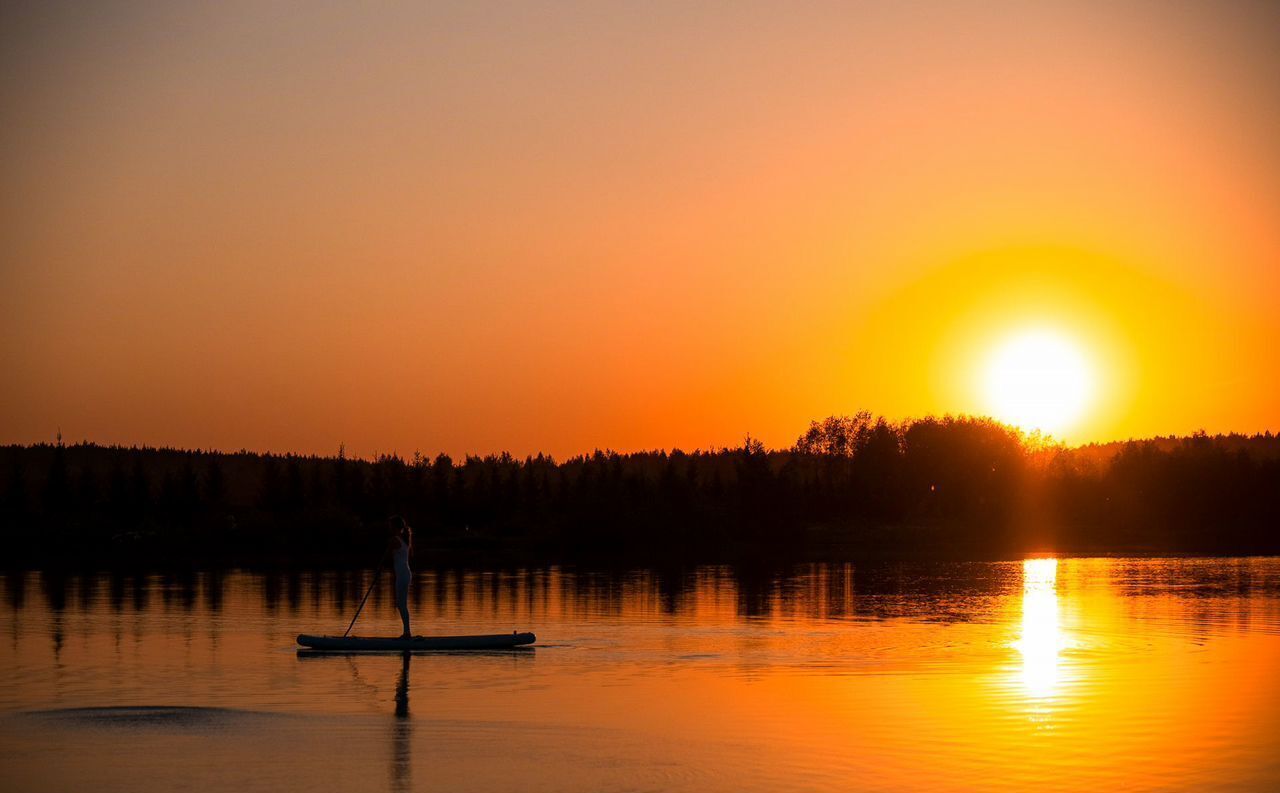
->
[[343, 552, 387, 637]]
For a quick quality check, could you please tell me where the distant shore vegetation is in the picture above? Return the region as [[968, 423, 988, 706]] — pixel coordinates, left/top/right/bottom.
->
[[4, 413, 1278, 567]]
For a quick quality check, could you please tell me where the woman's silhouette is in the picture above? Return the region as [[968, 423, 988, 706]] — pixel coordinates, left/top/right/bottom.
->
[[387, 516, 413, 639]]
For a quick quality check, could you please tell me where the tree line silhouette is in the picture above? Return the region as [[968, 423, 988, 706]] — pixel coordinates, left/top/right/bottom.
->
[[3, 412, 1278, 566]]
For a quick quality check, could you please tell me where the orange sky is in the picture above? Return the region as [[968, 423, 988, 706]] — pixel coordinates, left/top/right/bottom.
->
[[3, 2, 1278, 458]]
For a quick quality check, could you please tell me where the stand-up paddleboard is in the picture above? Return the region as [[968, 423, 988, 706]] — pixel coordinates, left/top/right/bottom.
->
[[297, 631, 535, 652]]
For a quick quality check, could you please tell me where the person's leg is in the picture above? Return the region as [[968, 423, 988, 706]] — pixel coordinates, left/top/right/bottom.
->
[[396, 577, 411, 638]]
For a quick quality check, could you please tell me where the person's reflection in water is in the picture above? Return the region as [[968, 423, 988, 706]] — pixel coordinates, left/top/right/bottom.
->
[[391, 651, 412, 793]]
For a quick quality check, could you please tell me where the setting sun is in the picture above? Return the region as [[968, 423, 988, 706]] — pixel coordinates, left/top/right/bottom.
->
[[983, 329, 1096, 436]]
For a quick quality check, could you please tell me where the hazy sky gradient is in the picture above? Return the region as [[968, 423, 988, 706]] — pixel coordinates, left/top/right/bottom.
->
[[4, 1, 1278, 457]]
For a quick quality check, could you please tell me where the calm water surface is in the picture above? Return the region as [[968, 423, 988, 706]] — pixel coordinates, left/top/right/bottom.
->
[[2, 557, 1279, 792]]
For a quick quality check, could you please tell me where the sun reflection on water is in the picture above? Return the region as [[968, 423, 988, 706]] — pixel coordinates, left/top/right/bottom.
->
[[1015, 558, 1066, 699]]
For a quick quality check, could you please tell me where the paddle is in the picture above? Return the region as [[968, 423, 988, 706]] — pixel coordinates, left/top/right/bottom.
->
[[343, 550, 388, 638]]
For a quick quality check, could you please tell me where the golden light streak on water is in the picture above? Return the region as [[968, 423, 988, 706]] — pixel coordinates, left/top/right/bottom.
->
[[1016, 558, 1067, 700]]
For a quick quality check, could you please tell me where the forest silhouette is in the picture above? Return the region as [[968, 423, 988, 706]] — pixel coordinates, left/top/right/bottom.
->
[[4, 412, 1278, 567]]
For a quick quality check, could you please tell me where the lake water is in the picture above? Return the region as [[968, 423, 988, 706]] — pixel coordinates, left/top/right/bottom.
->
[[2, 558, 1279, 792]]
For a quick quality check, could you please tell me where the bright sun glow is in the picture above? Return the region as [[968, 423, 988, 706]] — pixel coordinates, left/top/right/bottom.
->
[[983, 329, 1095, 436]]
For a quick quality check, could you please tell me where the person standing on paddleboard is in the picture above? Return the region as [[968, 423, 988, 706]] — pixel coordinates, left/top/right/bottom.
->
[[388, 516, 414, 638]]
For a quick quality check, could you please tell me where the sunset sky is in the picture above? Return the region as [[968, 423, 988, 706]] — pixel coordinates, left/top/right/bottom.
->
[[3, 1, 1278, 458]]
